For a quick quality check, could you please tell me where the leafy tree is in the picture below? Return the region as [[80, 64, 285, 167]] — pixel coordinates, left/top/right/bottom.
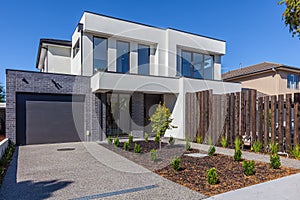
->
[[0, 84, 5, 102], [279, 0, 300, 38], [149, 102, 177, 136]]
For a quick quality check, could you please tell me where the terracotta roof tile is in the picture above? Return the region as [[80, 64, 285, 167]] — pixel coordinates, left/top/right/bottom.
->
[[222, 62, 283, 80]]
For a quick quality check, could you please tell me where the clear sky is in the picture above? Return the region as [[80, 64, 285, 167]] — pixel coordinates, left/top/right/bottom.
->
[[1, 0, 300, 86]]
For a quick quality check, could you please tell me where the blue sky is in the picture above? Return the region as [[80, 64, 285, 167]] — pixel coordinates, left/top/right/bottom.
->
[[1, 0, 300, 86]]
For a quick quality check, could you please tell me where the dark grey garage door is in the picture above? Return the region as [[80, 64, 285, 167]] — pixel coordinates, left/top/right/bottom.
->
[[16, 93, 85, 145]]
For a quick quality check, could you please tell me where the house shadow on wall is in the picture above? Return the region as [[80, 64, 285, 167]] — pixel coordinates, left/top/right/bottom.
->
[[0, 147, 73, 199]]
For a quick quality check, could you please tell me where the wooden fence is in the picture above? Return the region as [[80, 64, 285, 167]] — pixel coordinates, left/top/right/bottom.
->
[[185, 89, 300, 151]]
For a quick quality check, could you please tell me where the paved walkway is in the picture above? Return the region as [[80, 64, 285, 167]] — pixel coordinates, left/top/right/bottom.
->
[[0, 142, 204, 200]]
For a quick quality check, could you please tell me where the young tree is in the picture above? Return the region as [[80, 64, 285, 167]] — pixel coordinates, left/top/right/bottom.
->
[[149, 102, 177, 149], [150, 102, 177, 136], [0, 84, 5, 102], [279, 0, 300, 38]]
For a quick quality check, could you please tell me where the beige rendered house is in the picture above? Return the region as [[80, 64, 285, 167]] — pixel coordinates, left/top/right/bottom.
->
[[222, 62, 300, 96]]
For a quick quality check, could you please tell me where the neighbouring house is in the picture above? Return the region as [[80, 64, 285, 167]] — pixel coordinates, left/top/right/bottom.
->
[[222, 62, 300, 96], [6, 11, 240, 145]]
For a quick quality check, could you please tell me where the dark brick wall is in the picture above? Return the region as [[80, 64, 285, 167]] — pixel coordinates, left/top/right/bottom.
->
[[5, 70, 103, 143], [0, 108, 5, 135], [131, 92, 144, 137]]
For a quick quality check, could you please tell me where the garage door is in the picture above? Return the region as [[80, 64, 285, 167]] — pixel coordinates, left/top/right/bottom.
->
[[16, 93, 85, 145]]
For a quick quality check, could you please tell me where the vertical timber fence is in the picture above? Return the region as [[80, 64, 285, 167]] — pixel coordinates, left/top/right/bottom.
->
[[185, 89, 300, 152]]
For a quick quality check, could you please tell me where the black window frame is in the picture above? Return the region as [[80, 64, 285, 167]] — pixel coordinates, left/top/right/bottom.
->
[[116, 40, 130, 74], [138, 44, 150, 75], [93, 36, 108, 73]]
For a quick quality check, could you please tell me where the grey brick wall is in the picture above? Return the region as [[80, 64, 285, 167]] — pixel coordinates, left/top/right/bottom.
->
[[5, 70, 103, 143]]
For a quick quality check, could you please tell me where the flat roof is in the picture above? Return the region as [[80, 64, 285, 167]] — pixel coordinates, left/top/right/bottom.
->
[[83, 11, 226, 42]]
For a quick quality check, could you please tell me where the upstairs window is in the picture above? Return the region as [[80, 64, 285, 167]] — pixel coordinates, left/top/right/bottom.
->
[[73, 40, 80, 58], [178, 50, 214, 80], [93, 37, 107, 73], [138, 44, 150, 75], [287, 74, 299, 89], [116, 41, 130, 73]]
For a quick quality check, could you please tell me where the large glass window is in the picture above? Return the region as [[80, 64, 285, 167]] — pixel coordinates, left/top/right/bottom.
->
[[193, 53, 203, 79], [181, 51, 192, 77], [178, 50, 214, 80], [93, 37, 107, 73], [138, 44, 150, 75], [117, 41, 130, 73], [287, 74, 299, 89], [204, 55, 213, 80], [106, 93, 131, 136]]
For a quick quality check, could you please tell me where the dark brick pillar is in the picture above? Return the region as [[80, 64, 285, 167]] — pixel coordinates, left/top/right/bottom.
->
[[131, 92, 144, 138]]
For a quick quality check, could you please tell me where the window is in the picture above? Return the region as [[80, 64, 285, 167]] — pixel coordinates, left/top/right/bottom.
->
[[181, 51, 192, 77], [106, 93, 131, 136], [287, 74, 299, 89], [203, 55, 213, 80], [73, 40, 80, 58], [93, 37, 107, 73], [178, 50, 214, 80], [117, 41, 130, 73], [138, 44, 150, 75]]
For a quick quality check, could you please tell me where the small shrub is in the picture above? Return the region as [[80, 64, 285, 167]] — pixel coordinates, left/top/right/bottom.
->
[[107, 136, 113, 144], [220, 136, 227, 148], [234, 137, 242, 151], [114, 137, 120, 147], [196, 136, 202, 144], [252, 141, 263, 153], [290, 144, 300, 159], [134, 143, 141, 153], [123, 142, 130, 151], [185, 138, 191, 151], [128, 134, 133, 144], [270, 154, 281, 169], [208, 145, 216, 156], [234, 149, 242, 161], [144, 132, 149, 142], [150, 149, 157, 161], [171, 157, 181, 171], [169, 136, 175, 145], [243, 160, 255, 176], [269, 142, 278, 155], [154, 134, 160, 143], [206, 167, 219, 185]]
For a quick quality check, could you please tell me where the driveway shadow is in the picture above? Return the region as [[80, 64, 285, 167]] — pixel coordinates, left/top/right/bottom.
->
[[0, 147, 73, 200]]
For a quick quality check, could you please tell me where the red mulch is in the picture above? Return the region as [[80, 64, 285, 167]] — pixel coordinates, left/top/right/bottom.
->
[[154, 153, 300, 196]]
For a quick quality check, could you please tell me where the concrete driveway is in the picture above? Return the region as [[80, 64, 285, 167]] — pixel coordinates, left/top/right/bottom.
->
[[0, 142, 204, 200]]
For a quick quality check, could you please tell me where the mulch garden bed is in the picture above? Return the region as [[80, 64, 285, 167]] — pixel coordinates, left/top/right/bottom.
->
[[101, 141, 187, 171], [154, 153, 300, 196], [119, 140, 168, 153]]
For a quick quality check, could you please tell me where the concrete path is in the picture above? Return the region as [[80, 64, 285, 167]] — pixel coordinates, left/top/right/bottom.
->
[[0, 142, 204, 200]]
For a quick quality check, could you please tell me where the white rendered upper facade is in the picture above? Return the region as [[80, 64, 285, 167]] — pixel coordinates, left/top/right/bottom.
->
[[36, 11, 240, 139]]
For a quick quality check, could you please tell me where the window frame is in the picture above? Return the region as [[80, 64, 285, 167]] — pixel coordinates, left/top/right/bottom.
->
[[179, 49, 214, 80], [116, 40, 130, 74], [73, 39, 80, 58], [287, 73, 299, 90], [137, 44, 150, 75], [93, 36, 108, 73]]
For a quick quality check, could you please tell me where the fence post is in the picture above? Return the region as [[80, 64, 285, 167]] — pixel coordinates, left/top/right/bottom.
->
[[286, 94, 292, 151], [235, 92, 240, 138], [246, 90, 251, 137], [251, 90, 257, 142], [241, 91, 245, 136], [263, 96, 269, 149], [258, 97, 263, 143], [271, 95, 276, 144], [278, 94, 284, 152]]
